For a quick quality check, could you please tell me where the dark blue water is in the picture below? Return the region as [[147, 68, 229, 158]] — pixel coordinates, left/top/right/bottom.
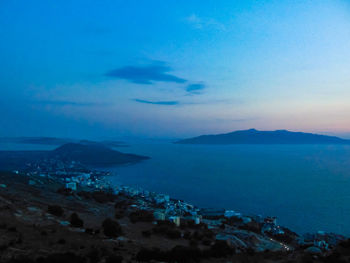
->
[[109, 143, 350, 235]]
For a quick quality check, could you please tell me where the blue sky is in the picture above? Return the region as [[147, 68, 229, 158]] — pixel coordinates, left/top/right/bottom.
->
[[1, 0, 350, 139]]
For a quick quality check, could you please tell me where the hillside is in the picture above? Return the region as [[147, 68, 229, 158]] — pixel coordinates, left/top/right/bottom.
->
[[175, 129, 350, 145]]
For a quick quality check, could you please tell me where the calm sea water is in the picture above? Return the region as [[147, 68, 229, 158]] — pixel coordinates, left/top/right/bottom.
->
[[108, 143, 350, 235], [2, 142, 350, 235]]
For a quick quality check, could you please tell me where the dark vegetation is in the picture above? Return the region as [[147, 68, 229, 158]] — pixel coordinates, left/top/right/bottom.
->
[[102, 218, 122, 238], [70, 213, 84, 228]]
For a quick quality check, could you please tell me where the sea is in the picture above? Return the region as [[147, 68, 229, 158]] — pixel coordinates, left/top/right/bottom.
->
[[2, 141, 350, 235]]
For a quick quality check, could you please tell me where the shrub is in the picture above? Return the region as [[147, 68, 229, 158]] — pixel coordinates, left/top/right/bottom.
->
[[102, 218, 122, 238], [70, 213, 84, 228], [47, 205, 64, 217], [129, 210, 154, 223]]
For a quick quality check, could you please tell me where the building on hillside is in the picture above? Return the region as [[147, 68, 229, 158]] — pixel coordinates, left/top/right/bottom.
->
[[66, 182, 77, 191], [154, 211, 166, 221], [168, 216, 181, 227]]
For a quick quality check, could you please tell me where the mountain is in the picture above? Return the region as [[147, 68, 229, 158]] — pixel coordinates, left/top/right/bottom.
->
[[49, 143, 148, 166], [0, 143, 149, 170], [175, 129, 350, 145]]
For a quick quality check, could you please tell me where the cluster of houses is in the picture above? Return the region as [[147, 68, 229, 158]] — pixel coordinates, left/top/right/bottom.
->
[[113, 185, 202, 227], [64, 173, 111, 191], [22, 158, 111, 191]]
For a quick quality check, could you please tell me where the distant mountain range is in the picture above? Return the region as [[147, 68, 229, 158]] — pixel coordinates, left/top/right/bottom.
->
[[175, 129, 350, 145], [0, 143, 149, 170]]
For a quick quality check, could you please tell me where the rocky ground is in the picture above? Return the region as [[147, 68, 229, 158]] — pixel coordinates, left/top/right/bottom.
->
[[0, 171, 349, 262]]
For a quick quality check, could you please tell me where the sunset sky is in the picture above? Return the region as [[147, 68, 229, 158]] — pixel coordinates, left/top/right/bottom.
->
[[1, 0, 350, 139]]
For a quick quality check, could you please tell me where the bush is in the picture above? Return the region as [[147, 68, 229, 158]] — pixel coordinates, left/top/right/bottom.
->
[[102, 218, 122, 238], [129, 210, 154, 223], [70, 213, 84, 228], [47, 205, 64, 217]]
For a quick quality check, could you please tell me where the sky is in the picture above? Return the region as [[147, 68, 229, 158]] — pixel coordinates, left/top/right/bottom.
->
[[1, 0, 350, 139]]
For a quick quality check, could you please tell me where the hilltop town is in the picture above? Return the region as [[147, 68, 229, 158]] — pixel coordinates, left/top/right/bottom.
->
[[0, 157, 349, 262]]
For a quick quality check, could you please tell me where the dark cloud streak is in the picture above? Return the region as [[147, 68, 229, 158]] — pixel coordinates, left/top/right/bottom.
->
[[106, 64, 186, 84], [186, 83, 206, 93], [133, 99, 179, 105], [34, 100, 106, 107]]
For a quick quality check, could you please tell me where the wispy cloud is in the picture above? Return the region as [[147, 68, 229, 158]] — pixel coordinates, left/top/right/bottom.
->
[[133, 99, 179, 105], [34, 100, 106, 107], [186, 14, 226, 31], [186, 83, 206, 94], [105, 63, 186, 85], [133, 98, 240, 106]]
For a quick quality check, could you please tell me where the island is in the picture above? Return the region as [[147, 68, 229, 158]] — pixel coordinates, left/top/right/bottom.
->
[[175, 129, 350, 145]]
